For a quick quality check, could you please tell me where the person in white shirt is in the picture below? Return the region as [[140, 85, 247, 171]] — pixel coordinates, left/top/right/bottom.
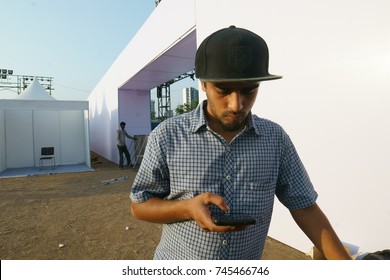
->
[[116, 121, 136, 168]]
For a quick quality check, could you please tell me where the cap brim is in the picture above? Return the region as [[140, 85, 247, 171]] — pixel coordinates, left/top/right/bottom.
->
[[199, 74, 282, 82]]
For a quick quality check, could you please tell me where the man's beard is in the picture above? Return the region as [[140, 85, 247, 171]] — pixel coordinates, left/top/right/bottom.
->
[[217, 111, 246, 132]]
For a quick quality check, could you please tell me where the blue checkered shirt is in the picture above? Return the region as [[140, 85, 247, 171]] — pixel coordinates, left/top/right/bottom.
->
[[130, 101, 317, 260]]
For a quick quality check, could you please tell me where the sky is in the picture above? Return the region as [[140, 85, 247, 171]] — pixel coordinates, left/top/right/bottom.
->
[[0, 0, 193, 107]]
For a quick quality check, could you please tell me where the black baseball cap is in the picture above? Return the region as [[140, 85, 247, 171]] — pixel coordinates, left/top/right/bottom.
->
[[195, 25, 282, 82]]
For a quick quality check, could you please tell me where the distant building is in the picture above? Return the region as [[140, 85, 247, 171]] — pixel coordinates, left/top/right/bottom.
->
[[150, 99, 156, 117], [182, 87, 199, 106], [166, 109, 174, 118]]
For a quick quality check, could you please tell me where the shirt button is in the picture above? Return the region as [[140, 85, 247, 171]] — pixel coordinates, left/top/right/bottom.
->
[[226, 175, 231, 180], [222, 240, 228, 246]]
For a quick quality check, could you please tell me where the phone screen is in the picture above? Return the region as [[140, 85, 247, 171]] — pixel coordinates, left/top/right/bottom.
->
[[212, 213, 256, 226]]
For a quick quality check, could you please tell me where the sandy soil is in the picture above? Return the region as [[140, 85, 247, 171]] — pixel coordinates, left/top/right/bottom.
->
[[0, 152, 309, 260]]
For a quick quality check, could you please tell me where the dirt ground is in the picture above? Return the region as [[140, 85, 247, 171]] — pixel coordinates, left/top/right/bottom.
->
[[0, 152, 309, 260]]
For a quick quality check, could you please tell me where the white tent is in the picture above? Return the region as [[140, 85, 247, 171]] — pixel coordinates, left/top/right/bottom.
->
[[0, 78, 91, 173], [15, 78, 56, 101]]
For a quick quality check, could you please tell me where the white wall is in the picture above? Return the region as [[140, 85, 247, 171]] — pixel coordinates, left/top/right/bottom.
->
[[33, 110, 87, 166], [118, 89, 151, 135], [33, 110, 61, 166], [59, 111, 87, 165], [117, 89, 151, 164], [195, 0, 390, 253], [5, 110, 35, 168], [88, 0, 196, 163], [89, 89, 117, 162], [0, 110, 7, 172]]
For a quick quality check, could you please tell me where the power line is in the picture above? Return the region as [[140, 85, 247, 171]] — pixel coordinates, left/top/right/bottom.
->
[[54, 83, 90, 93]]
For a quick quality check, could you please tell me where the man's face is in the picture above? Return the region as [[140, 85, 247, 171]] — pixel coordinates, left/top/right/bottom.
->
[[202, 81, 260, 133]]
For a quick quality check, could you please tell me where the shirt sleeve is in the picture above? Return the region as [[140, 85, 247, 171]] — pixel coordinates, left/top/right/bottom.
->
[[275, 131, 318, 210], [124, 129, 132, 139], [130, 126, 170, 203]]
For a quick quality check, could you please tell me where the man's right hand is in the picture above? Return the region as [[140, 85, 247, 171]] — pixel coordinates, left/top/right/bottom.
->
[[131, 192, 249, 232], [187, 192, 248, 232]]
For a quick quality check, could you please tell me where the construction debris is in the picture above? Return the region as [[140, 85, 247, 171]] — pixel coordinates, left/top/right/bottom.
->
[[101, 176, 129, 185]]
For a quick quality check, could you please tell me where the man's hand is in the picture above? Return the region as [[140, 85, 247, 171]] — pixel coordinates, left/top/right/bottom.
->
[[187, 192, 248, 232], [131, 192, 249, 232]]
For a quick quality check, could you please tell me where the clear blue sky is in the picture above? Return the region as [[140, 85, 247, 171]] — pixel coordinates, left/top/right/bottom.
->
[[0, 0, 157, 101]]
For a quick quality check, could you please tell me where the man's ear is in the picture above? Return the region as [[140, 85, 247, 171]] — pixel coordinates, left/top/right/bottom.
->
[[201, 81, 207, 92]]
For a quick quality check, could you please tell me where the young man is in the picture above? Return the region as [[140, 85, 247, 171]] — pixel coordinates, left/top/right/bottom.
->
[[116, 121, 136, 168], [130, 26, 351, 260]]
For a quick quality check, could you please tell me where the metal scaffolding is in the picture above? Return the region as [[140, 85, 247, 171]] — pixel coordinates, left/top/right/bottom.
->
[[156, 69, 195, 121], [0, 69, 54, 96]]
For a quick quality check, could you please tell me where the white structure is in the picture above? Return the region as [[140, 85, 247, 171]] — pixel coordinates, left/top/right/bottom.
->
[[88, 0, 390, 254], [16, 78, 56, 101], [0, 79, 90, 172]]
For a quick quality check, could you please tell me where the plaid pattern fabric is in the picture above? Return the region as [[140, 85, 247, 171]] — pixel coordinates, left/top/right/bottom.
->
[[130, 101, 317, 260]]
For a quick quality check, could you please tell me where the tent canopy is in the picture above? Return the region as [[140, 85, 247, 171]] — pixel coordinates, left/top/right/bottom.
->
[[16, 78, 56, 100]]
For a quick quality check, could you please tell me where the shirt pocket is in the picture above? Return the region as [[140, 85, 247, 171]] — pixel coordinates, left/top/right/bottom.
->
[[234, 181, 276, 221]]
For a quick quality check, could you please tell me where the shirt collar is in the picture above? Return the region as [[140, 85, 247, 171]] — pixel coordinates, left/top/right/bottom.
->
[[189, 100, 208, 133], [189, 100, 261, 136]]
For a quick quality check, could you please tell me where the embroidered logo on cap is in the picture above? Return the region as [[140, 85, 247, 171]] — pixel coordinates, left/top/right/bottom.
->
[[228, 46, 253, 73]]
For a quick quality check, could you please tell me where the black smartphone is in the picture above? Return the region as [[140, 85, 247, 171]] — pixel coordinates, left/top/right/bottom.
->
[[212, 212, 256, 226]]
